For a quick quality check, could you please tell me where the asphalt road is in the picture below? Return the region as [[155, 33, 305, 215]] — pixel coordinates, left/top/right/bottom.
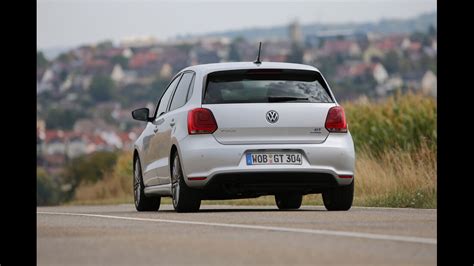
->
[[37, 204, 436, 265]]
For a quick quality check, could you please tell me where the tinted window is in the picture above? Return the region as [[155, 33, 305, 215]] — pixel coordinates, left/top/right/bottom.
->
[[169, 72, 194, 111], [203, 69, 333, 104], [155, 75, 181, 117]]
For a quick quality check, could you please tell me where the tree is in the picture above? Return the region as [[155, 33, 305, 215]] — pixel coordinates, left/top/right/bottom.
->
[[37, 167, 62, 205], [382, 51, 400, 74], [150, 78, 169, 100], [228, 37, 245, 62], [44, 108, 86, 130], [410, 31, 431, 46], [97, 40, 114, 50], [89, 75, 115, 102], [37, 51, 49, 68], [59, 70, 69, 82], [62, 151, 118, 197], [111, 55, 129, 69], [57, 52, 75, 63], [288, 43, 304, 64], [428, 25, 437, 37]]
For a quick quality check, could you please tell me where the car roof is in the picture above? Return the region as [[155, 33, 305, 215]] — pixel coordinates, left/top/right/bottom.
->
[[180, 62, 321, 75]]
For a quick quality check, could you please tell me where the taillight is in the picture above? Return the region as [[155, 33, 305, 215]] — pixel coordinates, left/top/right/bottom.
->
[[187, 108, 218, 134], [325, 106, 347, 133]]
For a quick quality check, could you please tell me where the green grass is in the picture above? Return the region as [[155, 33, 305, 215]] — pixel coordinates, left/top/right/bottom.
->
[[345, 91, 436, 155]]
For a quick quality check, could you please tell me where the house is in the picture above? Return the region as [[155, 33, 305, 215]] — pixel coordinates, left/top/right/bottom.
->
[[407, 42, 422, 53], [350, 62, 371, 77], [44, 130, 66, 155], [303, 48, 319, 64], [159, 63, 173, 79], [319, 40, 361, 57], [111, 64, 125, 83], [38, 68, 55, 93], [129, 51, 159, 69], [372, 63, 389, 84], [421, 70, 437, 97], [117, 132, 136, 150], [99, 131, 123, 149], [376, 76, 404, 97], [363, 46, 384, 63], [335, 61, 370, 80], [66, 134, 87, 158], [37, 120, 46, 157], [402, 71, 424, 91], [264, 54, 287, 62], [122, 48, 133, 58], [103, 47, 124, 58], [84, 58, 111, 74], [373, 35, 404, 53], [401, 37, 411, 50], [85, 134, 108, 153], [59, 74, 73, 93], [79, 75, 93, 90]]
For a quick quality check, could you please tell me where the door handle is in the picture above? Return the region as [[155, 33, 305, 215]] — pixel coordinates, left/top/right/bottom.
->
[[170, 119, 175, 127]]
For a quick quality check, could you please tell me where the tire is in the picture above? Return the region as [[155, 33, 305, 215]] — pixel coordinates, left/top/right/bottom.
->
[[134, 158, 161, 211], [322, 181, 354, 211], [275, 193, 303, 210], [171, 153, 201, 213]]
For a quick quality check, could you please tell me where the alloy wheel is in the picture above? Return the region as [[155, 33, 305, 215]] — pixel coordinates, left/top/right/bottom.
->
[[134, 160, 141, 207], [171, 156, 181, 208]]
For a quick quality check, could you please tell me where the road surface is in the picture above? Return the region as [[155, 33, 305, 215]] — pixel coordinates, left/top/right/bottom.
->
[[37, 204, 436, 265]]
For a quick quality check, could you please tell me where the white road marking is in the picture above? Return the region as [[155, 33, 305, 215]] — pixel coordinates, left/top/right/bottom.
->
[[37, 211, 436, 245]]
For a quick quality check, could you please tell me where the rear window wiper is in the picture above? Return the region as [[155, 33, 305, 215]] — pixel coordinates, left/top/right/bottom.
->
[[267, 96, 309, 102]]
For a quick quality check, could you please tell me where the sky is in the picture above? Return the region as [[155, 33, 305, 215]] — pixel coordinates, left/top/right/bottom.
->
[[37, 0, 437, 50]]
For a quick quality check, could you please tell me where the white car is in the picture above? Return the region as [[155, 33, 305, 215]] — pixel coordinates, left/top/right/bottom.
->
[[131, 62, 355, 212]]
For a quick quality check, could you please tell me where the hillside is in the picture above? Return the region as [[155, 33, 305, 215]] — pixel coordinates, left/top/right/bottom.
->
[[193, 12, 436, 41]]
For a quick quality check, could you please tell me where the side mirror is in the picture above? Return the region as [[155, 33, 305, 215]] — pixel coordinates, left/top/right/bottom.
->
[[132, 108, 151, 122]]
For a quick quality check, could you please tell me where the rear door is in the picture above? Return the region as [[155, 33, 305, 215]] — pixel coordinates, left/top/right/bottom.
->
[[202, 69, 336, 145]]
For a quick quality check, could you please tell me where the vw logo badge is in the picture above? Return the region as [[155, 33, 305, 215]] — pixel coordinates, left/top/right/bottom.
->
[[266, 110, 279, 123]]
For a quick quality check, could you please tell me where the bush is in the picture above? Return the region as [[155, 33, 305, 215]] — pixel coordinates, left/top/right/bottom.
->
[[37, 167, 62, 206], [89, 75, 116, 102], [344, 92, 437, 155], [62, 151, 118, 199], [73, 152, 133, 204]]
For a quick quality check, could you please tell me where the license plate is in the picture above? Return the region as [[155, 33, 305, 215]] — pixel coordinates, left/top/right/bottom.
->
[[246, 152, 302, 165]]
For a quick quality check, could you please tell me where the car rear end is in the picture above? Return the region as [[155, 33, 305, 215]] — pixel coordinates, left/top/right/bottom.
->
[[179, 66, 355, 206]]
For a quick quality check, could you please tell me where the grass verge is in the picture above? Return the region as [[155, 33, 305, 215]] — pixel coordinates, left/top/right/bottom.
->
[[70, 144, 436, 208]]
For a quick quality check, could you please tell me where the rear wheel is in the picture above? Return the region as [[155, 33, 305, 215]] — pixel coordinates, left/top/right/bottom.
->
[[275, 193, 303, 210], [322, 181, 354, 211], [171, 153, 201, 213], [134, 158, 161, 211]]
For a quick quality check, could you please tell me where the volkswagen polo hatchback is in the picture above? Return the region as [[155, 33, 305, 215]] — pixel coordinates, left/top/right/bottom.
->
[[131, 62, 355, 212]]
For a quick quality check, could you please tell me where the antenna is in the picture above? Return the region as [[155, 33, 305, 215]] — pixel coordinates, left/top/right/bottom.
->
[[254, 42, 262, 65]]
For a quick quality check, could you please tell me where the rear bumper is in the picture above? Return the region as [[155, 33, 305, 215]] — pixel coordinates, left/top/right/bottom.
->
[[177, 132, 355, 192], [201, 171, 340, 199]]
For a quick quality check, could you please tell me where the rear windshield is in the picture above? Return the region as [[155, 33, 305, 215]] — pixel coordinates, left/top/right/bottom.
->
[[203, 69, 333, 104]]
